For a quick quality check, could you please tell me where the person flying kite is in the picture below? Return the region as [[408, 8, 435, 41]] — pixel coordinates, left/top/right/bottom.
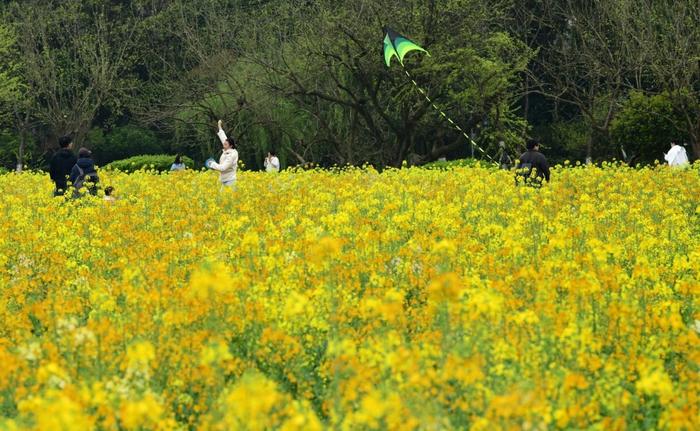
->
[[383, 27, 493, 161]]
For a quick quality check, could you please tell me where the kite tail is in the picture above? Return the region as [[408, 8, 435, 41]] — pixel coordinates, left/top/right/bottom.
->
[[402, 68, 494, 162]]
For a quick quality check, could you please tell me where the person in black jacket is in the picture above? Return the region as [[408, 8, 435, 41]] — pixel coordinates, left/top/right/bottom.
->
[[69, 148, 100, 197], [49, 136, 77, 196], [515, 139, 550, 187]]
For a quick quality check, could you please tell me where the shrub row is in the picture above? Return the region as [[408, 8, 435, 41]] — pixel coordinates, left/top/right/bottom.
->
[[104, 154, 195, 173]]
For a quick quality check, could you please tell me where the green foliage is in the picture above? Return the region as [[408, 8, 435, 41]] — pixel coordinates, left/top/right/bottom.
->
[[421, 158, 491, 170], [610, 91, 690, 164], [216, 0, 536, 167], [419, 30, 533, 158], [1, 0, 697, 165], [537, 120, 589, 163], [91, 126, 163, 165], [0, 130, 18, 168], [86, 127, 106, 150], [0, 24, 21, 109], [105, 154, 194, 173]]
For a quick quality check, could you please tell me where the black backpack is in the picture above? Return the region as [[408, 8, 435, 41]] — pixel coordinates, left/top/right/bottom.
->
[[515, 162, 542, 188], [73, 165, 99, 197]]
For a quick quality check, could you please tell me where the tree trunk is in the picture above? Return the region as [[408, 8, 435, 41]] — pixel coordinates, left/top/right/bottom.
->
[[523, 75, 530, 140], [16, 132, 25, 172], [14, 110, 29, 172], [693, 116, 700, 161], [586, 133, 593, 164]]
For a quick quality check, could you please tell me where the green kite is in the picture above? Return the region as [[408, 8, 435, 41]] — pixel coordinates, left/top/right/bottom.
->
[[383, 27, 430, 67], [382, 27, 493, 161]]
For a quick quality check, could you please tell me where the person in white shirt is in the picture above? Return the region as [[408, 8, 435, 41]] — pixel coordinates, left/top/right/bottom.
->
[[264, 151, 280, 173], [170, 155, 186, 171], [664, 142, 689, 167], [206, 120, 239, 188]]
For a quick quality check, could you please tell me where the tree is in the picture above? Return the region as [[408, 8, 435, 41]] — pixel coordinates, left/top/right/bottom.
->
[[526, 0, 640, 161], [610, 91, 690, 164], [7, 0, 696, 168], [624, 0, 700, 159], [124, 0, 256, 162], [239, 0, 529, 166], [0, 17, 36, 171], [0, 22, 21, 118], [8, 1, 138, 149]]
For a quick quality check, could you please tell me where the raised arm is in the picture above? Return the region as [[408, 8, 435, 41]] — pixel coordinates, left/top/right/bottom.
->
[[216, 120, 228, 145]]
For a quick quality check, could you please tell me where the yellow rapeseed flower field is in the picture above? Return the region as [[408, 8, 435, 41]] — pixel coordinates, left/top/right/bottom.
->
[[0, 163, 699, 430]]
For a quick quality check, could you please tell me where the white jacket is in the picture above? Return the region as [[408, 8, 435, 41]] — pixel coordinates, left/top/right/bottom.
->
[[211, 128, 238, 182], [664, 145, 689, 167], [264, 156, 280, 172]]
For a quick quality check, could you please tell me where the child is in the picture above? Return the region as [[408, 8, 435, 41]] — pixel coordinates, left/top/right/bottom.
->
[[103, 186, 116, 202]]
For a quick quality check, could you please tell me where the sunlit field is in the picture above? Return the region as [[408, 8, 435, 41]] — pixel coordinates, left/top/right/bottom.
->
[[1, 164, 699, 430]]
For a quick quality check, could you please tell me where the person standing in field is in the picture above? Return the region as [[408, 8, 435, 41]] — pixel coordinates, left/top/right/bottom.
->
[[664, 142, 689, 167], [515, 139, 550, 187], [206, 120, 239, 189], [69, 148, 100, 197], [170, 155, 186, 171], [49, 136, 77, 196], [264, 151, 280, 173], [497, 140, 513, 170]]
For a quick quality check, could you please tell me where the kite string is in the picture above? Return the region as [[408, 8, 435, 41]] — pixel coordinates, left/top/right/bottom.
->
[[402, 68, 494, 162]]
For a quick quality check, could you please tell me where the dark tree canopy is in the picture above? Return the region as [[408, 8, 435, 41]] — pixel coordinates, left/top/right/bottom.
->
[[0, 0, 698, 170]]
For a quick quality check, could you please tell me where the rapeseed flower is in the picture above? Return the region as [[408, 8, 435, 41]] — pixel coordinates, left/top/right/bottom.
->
[[0, 165, 698, 429]]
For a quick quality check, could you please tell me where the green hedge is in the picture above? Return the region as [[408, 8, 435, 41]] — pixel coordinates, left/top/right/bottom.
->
[[104, 154, 195, 173], [421, 158, 490, 170], [610, 91, 690, 164]]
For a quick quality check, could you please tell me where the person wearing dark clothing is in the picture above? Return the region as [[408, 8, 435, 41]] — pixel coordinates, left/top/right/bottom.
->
[[69, 148, 100, 197], [49, 136, 77, 196], [516, 139, 550, 187]]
